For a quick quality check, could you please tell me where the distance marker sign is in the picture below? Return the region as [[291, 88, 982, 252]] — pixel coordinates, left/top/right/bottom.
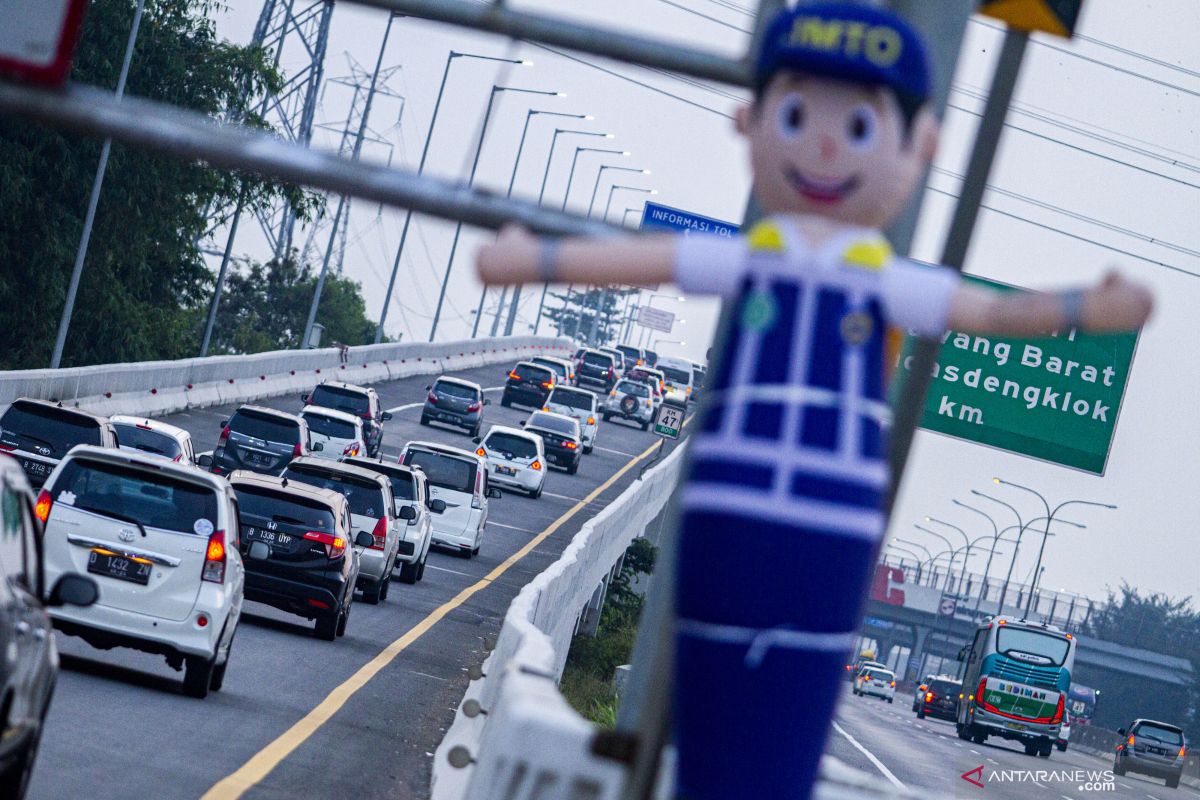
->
[[894, 274, 1139, 475], [653, 404, 684, 440]]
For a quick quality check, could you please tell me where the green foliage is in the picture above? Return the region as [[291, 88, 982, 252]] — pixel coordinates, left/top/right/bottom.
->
[[210, 255, 385, 354], [541, 287, 638, 347], [0, 0, 315, 368], [559, 538, 657, 726]]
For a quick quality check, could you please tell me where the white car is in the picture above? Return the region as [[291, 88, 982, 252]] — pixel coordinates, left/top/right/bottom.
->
[[342, 457, 442, 583], [39, 446, 244, 699], [402, 441, 500, 557], [300, 405, 367, 460], [111, 415, 198, 465], [603, 379, 655, 429], [626, 366, 666, 412], [855, 667, 896, 703], [476, 425, 546, 498], [281, 457, 400, 603], [544, 386, 599, 454]]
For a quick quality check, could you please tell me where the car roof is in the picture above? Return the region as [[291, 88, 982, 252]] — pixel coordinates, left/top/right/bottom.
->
[[110, 415, 191, 439], [315, 380, 373, 395], [284, 456, 392, 491], [1133, 719, 1184, 731], [657, 355, 693, 369], [405, 440, 484, 464], [864, 667, 894, 674], [513, 360, 553, 371], [234, 404, 303, 423], [9, 397, 108, 423], [528, 411, 579, 429], [484, 424, 542, 443], [300, 405, 363, 425], [340, 457, 423, 481], [581, 348, 613, 358], [550, 386, 597, 399], [62, 445, 226, 491], [228, 470, 349, 510], [533, 355, 571, 367], [433, 375, 482, 390]]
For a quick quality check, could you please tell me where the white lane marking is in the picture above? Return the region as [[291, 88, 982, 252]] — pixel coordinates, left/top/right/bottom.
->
[[386, 385, 504, 414], [830, 721, 906, 791], [594, 446, 639, 457], [543, 492, 583, 502], [1118, 783, 1132, 789], [425, 565, 474, 577], [986, 758, 999, 765], [969, 749, 980, 755], [1060, 795, 1072, 800], [409, 670, 449, 683], [954, 742, 964, 747], [1148, 795, 1164, 800], [487, 521, 541, 534]]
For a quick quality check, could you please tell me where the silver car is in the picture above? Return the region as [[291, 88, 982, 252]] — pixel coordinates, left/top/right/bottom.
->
[[544, 386, 599, 453], [1115, 719, 1186, 788], [603, 379, 654, 430]]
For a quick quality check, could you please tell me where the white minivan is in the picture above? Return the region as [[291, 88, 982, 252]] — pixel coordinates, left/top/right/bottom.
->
[[475, 425, 546, 499], [401, 441, 500, 557], [39, 446, 244, 699], [656, 356, 696, 402], [300, 405, 368, 460], [544, 386, 599, 454]]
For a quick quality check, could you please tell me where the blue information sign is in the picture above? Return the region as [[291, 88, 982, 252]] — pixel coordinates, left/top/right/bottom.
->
[[640, 202, 739, 239]]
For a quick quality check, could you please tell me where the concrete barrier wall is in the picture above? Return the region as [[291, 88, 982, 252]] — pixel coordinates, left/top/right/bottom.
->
[[0, 336, 575, 417]]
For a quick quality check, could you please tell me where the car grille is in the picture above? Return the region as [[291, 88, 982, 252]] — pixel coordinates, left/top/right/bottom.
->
[[990, 659, 1061, 690]]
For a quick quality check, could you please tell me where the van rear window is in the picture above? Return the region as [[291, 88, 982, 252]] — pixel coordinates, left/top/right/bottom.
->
[[309, 385, 370, 415], [404, 450, 476, 493], [0, 403, 102, 457], [583, 352, 613, 367], [549, 389, 592, 410], [113, 424, 184, 460], [230, 410, 301, 444], [282, 467, 386, 518], [514, 365, 552, 382], [54, 459, 218, 534], [485, 433, 538, 460], [660, 366, 691, 384], [234, 485, 337, 532]]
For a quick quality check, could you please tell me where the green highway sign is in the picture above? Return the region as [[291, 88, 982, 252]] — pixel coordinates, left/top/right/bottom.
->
[[653, 403, 684, 440], [894, 275, 1140, 475]]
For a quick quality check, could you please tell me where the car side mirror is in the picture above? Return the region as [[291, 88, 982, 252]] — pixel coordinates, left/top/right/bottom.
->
[[381, 411, 393, 421], [487, 487, 502, 499], [1117, 727, 1126, 736], [248, 541, 271, 561], [312, 442, 324, 452], [197, 453, 214, 468], [483, 398, 491, 406], [472, 436, 481, 445], [47, 574, 99, 607], [220, 419, 230, 428], [956, 646, 967, 662], [355, 531, 375, 548], [300, 394, 310, 404], [429, 499, 446, 514], [425, 385, 432, 391], [518, 420, 526, 427], [398, 505, 417, 521]]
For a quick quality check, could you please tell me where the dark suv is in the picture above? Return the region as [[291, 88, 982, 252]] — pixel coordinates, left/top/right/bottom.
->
[[0, 398, 118, 488], [303, 381, 391, 457], [1115, 719, 1186, 788], [204, 405, 316, 476], [229, 473, 371, 641], [501, 362, 556, 409], [576, 349, 617, 391], [914, 676, 961, 721]]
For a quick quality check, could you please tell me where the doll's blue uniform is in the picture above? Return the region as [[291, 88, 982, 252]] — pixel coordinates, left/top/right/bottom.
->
[[671, 219, 957, 798]]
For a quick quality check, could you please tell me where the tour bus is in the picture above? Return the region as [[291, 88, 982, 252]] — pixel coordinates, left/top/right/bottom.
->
[[955, 616, 1076, 758]]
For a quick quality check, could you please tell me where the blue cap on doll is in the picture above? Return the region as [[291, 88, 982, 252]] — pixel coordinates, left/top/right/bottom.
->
[[754, 2, 931, 106]]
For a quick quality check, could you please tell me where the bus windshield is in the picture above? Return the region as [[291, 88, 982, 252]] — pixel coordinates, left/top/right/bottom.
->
[[996, 627, 1071, 667]]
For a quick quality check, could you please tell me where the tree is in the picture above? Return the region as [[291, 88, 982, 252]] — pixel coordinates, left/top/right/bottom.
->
[[0, 0, 312, 368], [540, 286, 637, 346], [210, 255, 385, 354]]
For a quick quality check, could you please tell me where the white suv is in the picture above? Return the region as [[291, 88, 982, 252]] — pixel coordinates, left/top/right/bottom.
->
[[39, 446, 244, 699], [603, 379, 655, 429], [299, 405, 368, 460], [402, 441, 499, 557], [111, 415, 198, 465], [544, 386, 599, 454], [476, 425, 546, 498], [341, 457, 441, 584], [855, 667, 896, 703]]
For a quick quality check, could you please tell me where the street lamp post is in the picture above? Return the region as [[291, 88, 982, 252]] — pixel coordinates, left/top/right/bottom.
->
[[924, 517, 971, 596], [952, 499, 1003, 614], [581, 166, 650, 344], [604, 185, 655, 223], [376, 51, 530, 344], [912, 525, 957, 593], [884, 544, 926, 582], [432, 85, 563, 342]]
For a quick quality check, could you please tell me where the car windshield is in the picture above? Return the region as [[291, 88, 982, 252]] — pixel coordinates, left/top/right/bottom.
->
[[282, 467, 386, 518], [865, 670, 893, 680], [1134, 724, 1183, 745], [54, 459, 217, 534], [113, 424, 183, 460], [234, 485, 337, 531], [533, 359, 567, 378], [929, 680, 960, 694], [583, 352, 613, 367], [643, 350, 658, 366], [996, 627, 1071, 667], [660, 366, 691, 384], [303, 412, 357, 439], [435, 381, 478, 400], [549, 389, 592, 411], [485, 433, 538, 459], [309, 385, 370, 415], [230, 410, 301, 445], [404, 450, 476, 493], [618, 381, 649, 398], [0, 403, 102, 457], [617, 346, 639, 358], [514, 365, 552, 382], [529, 413, 577, 435]]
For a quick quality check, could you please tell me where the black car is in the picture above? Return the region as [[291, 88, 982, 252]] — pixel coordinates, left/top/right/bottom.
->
[[501, 362, 557, 409], [303, 381, 391, 457], [229, 472, 371, 640], [0, 456, 97, 798], [616, 344, 643, 370], [915, 676, 961, 721], [0, 398, 119, 488], [523, 411, 582, 475], [576, 349, 617, 391], [204, 405, 316, 476], [642, 349, 658, 368]]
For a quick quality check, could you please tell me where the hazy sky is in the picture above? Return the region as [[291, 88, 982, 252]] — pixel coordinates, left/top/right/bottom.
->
[[205, 1, 1199, 604]]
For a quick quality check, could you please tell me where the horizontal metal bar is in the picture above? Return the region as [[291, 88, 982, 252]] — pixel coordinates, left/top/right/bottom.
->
[[349, 0, 753, 86], [0, 81, 618, 238]]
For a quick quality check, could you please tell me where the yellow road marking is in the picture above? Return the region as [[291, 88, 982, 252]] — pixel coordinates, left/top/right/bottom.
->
[[202, 434, 670, 799]]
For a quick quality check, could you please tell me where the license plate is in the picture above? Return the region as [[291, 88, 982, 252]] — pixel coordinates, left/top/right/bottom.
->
[[245, 527, 293, 547], [21, 459, 50, 477], [88, 549, 152, 585], [496, 465, 516, 476], [547, 455, 560, 464], [1005, 722, 1026, 731]]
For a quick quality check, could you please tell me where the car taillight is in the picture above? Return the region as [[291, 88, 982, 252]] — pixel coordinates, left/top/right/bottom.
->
[[34, 490, 52, 524], [428, 392, 438, 404], [370, 516, 387, 550], [607, 368, 615, 379], [218, 426, 230, 444], [1180, 745, 1187, 757], [305, 530, 347, 559], [467, 401, 481, 412], [1051, 694, 1064, 724], [889, 680, 895, 687], [508, 371, 521, 380], [646, 400, 652, 407], [476, 447, 487, 457], [471, 471, 483, 509], [343, 442, 359, 456], [925, 692, 933, 702], [976, 677, 987, 706], [531, 460, 542, 471], [360, 412, 373, 420], [1128, 735, 1135, 746], [564, 441, 578, 450], [542, 406, 550, 412], [541, 381, 553, 389], [292, 442, 304, 457], [609, 391, 616, 398], [587, 416, 595, 425], [202, 531, 226, 583]]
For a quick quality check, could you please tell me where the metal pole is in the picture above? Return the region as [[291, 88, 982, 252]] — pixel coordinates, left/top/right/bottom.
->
[[954, 499, 1001, 615], [200, 186, 247, 357], [376, 50, 456, 344], [304, 13, 395, 350], [489, 107, 543, 336], [50, 0, 146, 368], [886, 27, 1028, 507]]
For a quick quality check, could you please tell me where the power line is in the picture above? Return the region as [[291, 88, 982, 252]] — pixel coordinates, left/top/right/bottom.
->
[[922, 186, 1200, 279], [654, 0, 751, 33], [1071, 32, 1200, 81], [697, 0, 756, 18]]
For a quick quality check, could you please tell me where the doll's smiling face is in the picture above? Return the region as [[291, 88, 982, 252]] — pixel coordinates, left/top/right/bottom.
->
[[737, 73, 938, 228]]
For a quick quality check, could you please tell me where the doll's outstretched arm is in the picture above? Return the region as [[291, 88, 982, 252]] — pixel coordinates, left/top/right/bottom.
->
[[478, 225, 677, 287], [948, 271, 1153, 335]]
